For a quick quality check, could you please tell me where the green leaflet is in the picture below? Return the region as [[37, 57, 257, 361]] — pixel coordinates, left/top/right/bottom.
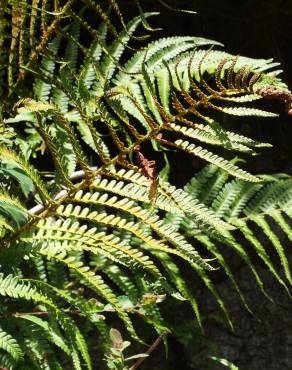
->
[[0, 191, 28, 228], [0, 161, 34, 197], [0, 145, 51, 203], [0, 328, 23, 361]]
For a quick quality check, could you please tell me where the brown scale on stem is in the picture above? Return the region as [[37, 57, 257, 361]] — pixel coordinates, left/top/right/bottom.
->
[[133, 145, 158, 202], [133, 145, 156, 180]]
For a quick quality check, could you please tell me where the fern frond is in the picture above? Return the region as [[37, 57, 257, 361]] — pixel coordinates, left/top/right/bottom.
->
[[72, 190, 213, 270], [34, 215, 162, 278], [78, 21, 107, 90], [53, 19, 81, 112], [184, 164, 221, 201], [37, 249, 138, 339], [0, 273, 51, 305], [235, 220, 289, 294], [115, 36, 221, 79], [271, 210, 292, 243], [33, 35, 62, 101], [251, 215, 292, 285], [0, 328, 23, 362], [221, 106, 278, 117], [64, 317, 92, 370], [18, 315, 70, 356], [173, 139, 260, 182], [212, 179, 248, 219], [166, 123, 254, 154], [107, 47, 288, 183], [92, 173, 233, 236], [195, 234, 251, 313], [174, 123, 272, 152], [100, 13, 156, 81], [181, 167, 292, 300], [244, 177, 292, 215], [153, 251, 202, 328], [159, 180, 234, 231]]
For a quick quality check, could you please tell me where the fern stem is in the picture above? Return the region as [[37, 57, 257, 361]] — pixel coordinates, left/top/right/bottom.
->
[[129, 334, 164, 370], [1, 304, 141, 319], [29, 167, 98, 215]]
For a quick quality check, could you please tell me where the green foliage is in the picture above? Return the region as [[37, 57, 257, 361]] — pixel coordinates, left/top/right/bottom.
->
[[168, 165, 292, 303], [0, 1, 292, 369]]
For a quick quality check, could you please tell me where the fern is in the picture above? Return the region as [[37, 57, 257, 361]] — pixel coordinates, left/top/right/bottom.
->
[[1, 2, 292, 369], [180, 165, 292, 295]]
